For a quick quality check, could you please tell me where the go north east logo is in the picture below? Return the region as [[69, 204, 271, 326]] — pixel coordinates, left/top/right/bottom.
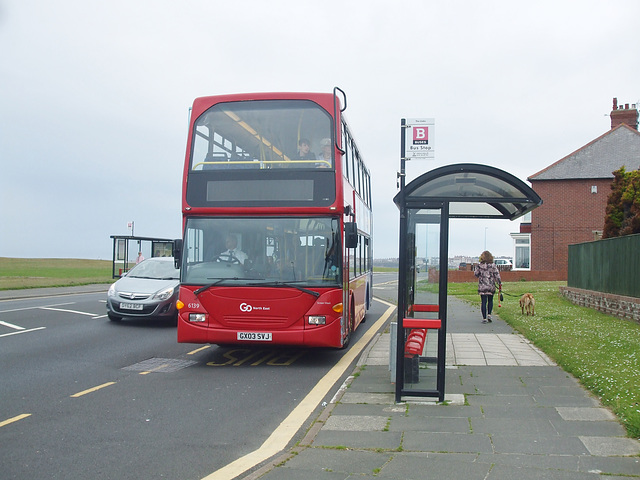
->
[[239, 302, 271, 312]]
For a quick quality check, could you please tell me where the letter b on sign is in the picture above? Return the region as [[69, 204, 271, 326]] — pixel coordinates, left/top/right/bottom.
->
[[413, 127, 428, 144]]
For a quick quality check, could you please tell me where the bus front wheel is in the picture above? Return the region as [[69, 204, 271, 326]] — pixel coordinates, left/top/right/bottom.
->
[[341, 303, 354, 349]]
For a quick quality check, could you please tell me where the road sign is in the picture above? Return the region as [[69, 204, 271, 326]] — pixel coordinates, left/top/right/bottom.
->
[[404, 118, 435, 159]]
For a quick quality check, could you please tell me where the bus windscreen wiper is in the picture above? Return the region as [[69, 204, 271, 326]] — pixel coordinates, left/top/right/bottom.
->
[[194, 278, 230, 295], [246, 280, 320, 298], [194, 277, 266, 295]]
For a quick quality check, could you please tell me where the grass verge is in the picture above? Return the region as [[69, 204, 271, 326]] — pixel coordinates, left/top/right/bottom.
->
[[0, 258, 113, 290], [417, 280, 640, 438]]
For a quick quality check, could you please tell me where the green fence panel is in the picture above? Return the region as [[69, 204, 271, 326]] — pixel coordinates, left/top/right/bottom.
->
[[568, 234, 640, 298]]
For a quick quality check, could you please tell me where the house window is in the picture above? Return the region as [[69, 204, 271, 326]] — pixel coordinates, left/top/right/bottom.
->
[[510, 233, 531, 270]]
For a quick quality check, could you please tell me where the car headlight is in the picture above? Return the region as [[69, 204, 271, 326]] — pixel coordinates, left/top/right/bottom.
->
[[153, 286, 175, 301], [108, 284, 116, 297]]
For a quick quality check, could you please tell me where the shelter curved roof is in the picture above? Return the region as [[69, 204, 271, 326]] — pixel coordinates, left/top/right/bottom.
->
[[393, 163, 542, 220]]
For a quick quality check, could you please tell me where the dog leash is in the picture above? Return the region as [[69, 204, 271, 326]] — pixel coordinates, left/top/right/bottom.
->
[[501, 290, 521, 298]]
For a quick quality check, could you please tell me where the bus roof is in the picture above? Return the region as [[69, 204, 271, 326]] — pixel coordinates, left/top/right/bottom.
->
[[190, 92, 339, 120]]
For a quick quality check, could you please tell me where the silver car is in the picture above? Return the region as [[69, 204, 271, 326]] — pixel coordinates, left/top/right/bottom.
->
[[106, 257, 180, 322]]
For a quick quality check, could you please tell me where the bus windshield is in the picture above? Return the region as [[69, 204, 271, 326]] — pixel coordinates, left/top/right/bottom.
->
[[182, 217, 341, 286], [191, 100, 333, 171]]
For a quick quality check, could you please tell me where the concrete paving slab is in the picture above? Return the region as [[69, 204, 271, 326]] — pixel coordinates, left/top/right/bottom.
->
[[322, 415, 388, 431], [488, 463, 600, 480], [312, 430, 402, 450], [402, 393, 465, 406], [447, 333, 555, 367], [471, 417, 558, 436], [466, 394, 538, 407], [533, 394, 599, 407], [556, 406, 617, 421], [480, 405, 565, 420], [404, 404, 484, 418], [340, 392, 395, 405], [402, 431, 494, 454], [257, 467, 348, 480], [549, 419, 627, 437], [491, 433, 590, 455], [389, 415, 471, 433], [579, 455, 640, 476], [330, 403, 406, 417], [380, 452, 490, 480], [475, 452, 582, 471], [579, 436, 640, 456], [280, 447, 392, 475]]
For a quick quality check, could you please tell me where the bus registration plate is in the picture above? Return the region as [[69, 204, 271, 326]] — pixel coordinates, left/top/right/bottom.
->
[[237, 332, 272, 341], [120, 303, 143, 310]]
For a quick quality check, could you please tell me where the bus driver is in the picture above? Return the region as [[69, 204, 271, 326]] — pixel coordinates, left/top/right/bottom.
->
[[220, 235, 248, 264]]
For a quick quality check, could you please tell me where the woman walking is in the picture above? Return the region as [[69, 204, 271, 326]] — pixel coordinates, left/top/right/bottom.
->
[[474, 250, 502, 324]]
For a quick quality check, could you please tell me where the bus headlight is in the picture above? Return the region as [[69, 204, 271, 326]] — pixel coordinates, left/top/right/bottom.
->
[[189, 313, 207, 323], [307, 315, 326, 325]]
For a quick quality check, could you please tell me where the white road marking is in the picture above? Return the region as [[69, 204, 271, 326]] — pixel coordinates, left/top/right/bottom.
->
[[0, 320, 25, 330], [0, 327, 46, 338], [39, 307, 98, 317]]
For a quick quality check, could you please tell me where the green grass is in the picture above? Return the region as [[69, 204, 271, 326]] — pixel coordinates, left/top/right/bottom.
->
[[417, 280, 640, 438], [373, 266, 399, 273], [0, 258, 113, 290]]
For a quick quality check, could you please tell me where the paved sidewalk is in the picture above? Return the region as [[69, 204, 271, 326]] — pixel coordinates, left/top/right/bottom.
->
[[249, 296, 640, 480], [0, 284, 109, 301]]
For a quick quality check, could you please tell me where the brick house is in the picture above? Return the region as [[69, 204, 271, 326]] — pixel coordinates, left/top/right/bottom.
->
[[528, 98, 640, 279]]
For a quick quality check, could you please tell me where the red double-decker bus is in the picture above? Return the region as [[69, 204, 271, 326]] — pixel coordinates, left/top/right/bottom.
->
[[174, 88, 372, 348]]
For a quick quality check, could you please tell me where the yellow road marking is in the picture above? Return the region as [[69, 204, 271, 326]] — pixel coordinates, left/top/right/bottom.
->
[[140, 364, 169, 375], [70, 382, 116, 398], [0, 413, 31, 428], [187, 346, 211, 355], [201, 298, 396, 480]]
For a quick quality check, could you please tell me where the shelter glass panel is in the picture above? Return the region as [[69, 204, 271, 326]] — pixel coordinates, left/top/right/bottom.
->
[[402, 208, 442, 393]]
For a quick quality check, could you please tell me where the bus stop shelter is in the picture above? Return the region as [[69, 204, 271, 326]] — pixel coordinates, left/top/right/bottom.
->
[[393, 163, 542, 402], [110, 235, 175, 278]]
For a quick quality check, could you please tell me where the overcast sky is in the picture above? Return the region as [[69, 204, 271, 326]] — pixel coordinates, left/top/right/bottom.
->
[[1, 0, 639, 261]]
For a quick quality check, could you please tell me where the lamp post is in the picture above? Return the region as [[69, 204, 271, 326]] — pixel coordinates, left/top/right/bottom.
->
[[484, 227, 488, 250]]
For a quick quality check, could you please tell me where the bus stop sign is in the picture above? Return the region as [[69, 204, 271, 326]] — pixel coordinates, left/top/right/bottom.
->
[[404, 118, 435, 160]]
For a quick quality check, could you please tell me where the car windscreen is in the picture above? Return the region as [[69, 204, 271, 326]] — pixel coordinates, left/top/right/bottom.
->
[[128, 260, 180, 280]]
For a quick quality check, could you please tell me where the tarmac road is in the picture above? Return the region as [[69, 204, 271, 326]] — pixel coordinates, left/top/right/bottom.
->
[[0, 284, 389, 479]]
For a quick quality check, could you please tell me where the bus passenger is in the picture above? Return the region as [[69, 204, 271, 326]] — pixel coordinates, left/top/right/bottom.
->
[[317, 138, 331, 167], [297, 138, 316, 160]]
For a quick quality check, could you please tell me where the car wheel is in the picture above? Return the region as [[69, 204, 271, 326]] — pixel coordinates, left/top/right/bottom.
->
[[108, 312, 122, 322]]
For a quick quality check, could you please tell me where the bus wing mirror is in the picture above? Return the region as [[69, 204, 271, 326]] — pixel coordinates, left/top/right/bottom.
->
[[345, 222, 358, 248], [173, 239, 183, 269]]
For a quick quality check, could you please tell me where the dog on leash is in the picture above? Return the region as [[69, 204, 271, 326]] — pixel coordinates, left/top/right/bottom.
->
[[519, 293, 535, 316]]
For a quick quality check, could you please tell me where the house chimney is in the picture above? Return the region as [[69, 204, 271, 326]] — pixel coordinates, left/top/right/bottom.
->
[[610, 97, 639, 130]]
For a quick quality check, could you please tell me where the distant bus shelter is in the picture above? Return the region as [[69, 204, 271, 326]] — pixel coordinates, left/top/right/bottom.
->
[[393, 163, 542, 402], [110, 235, 175, 278]]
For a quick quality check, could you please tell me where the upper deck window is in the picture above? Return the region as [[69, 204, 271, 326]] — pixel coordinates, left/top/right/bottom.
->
[[191, 100, 333, 171]]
